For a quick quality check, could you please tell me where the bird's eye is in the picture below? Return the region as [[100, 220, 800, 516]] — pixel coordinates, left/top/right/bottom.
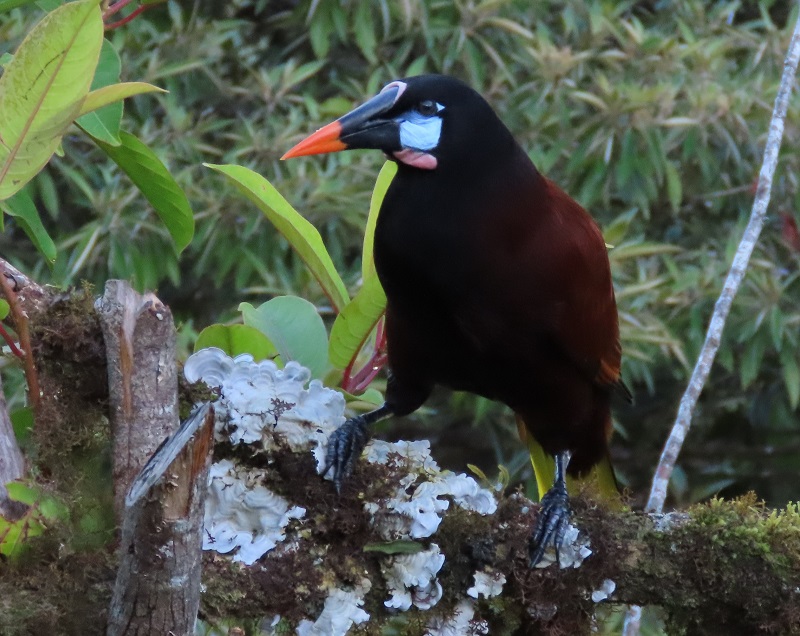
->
[[417, 100, 439, 116]]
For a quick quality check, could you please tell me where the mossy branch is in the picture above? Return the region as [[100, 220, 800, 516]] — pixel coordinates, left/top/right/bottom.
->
[[1, 272, 799, 636]]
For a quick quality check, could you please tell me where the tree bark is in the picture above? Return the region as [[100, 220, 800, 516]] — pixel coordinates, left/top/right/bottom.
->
[[97, 281, 214, 636], [96, 281, 181, 518], [107, 404, 214, 636], [0, 372, 25, 519]]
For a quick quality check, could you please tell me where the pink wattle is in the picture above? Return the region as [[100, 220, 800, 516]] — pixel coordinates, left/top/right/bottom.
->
[[393, 149, 438, 170]]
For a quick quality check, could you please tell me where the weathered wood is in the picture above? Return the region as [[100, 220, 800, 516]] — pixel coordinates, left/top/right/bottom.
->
[[98, 281, 213, 636], [0, 372, 25, 519], [107, 404, 214, 636], [96, 281, 180, 518]]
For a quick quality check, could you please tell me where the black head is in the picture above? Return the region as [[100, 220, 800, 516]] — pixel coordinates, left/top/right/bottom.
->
[[282, 74, 517, 173]]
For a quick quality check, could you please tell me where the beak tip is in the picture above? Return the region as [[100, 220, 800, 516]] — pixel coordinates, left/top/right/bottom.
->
[[280, 121, 346, 160]]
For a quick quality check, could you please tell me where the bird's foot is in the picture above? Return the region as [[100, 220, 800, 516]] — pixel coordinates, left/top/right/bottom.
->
[[529, 480, 572, 567], [322, 416, 370, 493]]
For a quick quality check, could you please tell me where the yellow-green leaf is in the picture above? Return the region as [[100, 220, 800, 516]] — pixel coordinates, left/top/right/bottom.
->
[[0, 0, 103, 200], [206, 163, 349, 313], [665, 161, 682, 213], [362, 160, 396, 280], [79, 82, 166, 119], [75, 38, 122, 145], [329, 273, 386, 369]]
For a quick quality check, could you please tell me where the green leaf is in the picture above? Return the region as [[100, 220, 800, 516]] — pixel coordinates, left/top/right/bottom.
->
[[0, 0, 104, 200], [1, 188, 57, 262], [94, 132, 194, 253], [79, 82, 166, 119], [329, 161, 394, 370], [769, 306, 783, 351], [206, 164, 349, 313], [74, 38, 122, 144], [602, 209, 637, 247], [328, 273, 386, 369], [353, 1, 377, 63], [362, 160, 396, 280], [1, 482, 68, 559], [608, 241, 680, 261], [0, 0, 37, 13], [10, 407, 33, 446], [665, 161, 682, 213], [0, 299, 8, 320], [363, 540, 424, 555], [0, 53, 12, 68], [781, 349, 800, 410], [195, 324, 278, 362], [240, 296, 329, 378], [5, 481, 38, 506]]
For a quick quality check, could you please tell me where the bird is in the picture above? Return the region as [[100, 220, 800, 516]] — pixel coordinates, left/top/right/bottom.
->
[[282, 74, 630, 566]]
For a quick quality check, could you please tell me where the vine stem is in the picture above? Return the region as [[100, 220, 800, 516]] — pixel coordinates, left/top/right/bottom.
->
[[0, 263, 40, 418]]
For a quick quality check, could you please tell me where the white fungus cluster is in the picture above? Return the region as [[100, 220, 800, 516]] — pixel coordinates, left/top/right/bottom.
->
[[361, 439, 497, 611], [467, 569, 506, 599], [425, 599, 489, 636], [295, 580, 372, 636], [532, 523, 592, 569], [362, 439, 497, 540], [184, 348, 501, 627], [382, 545, 446, 611], [203, 459, 306, 565], [591, 578, 616, 602], [184, 348, 346, 451]]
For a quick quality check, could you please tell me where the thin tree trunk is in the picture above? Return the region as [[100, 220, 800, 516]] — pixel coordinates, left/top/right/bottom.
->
[[0, 372, 25, 519]]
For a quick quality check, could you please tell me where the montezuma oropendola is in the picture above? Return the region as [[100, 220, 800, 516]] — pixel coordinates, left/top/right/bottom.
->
[[282, 75, 630, 566]]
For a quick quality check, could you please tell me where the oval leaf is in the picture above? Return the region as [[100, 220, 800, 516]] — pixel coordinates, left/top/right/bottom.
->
[[240, 296, 329, 378], [195, 323, 278, 362], [0, 0, 103, 200], [206, 163, 349, 313], [94, 131, 194, 253]]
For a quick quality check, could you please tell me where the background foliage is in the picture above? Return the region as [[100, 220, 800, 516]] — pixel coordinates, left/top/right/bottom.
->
[[1, 0, 799, 517]]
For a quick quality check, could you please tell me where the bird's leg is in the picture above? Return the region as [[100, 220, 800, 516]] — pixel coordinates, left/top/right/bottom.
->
[[322, 403, 393, 493], [529, 450, 572, 567]]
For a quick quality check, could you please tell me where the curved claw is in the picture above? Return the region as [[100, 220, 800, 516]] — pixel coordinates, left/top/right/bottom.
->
[[529, 481, 571, 567], [322, 415, 370, 493]]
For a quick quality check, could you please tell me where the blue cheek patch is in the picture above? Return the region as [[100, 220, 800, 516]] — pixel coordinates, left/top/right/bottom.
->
[[397, 107, 444, 151]]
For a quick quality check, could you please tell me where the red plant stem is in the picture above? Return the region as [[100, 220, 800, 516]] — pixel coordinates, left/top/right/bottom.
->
[[104, 4, 155, 31], [103, 0, 135, 19], [0, 322, 24, 359], [342, 317, 388, 394], [0, 270, 40, 417]]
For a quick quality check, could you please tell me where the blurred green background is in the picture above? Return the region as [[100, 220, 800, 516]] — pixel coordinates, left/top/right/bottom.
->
[[1, 0, 799, 516]]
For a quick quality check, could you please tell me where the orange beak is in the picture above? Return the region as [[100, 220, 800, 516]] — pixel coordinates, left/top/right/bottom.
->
[[281, 84, 403, 161], [281, 121, 346, 160]]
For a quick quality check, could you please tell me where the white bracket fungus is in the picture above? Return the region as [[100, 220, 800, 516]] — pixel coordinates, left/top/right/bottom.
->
[[467, 569, 506, 599], [382, 544, 446, 611], [532, 523, 592, 569], [202, 459, 305, 565], [295, 580, 372, 636]]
